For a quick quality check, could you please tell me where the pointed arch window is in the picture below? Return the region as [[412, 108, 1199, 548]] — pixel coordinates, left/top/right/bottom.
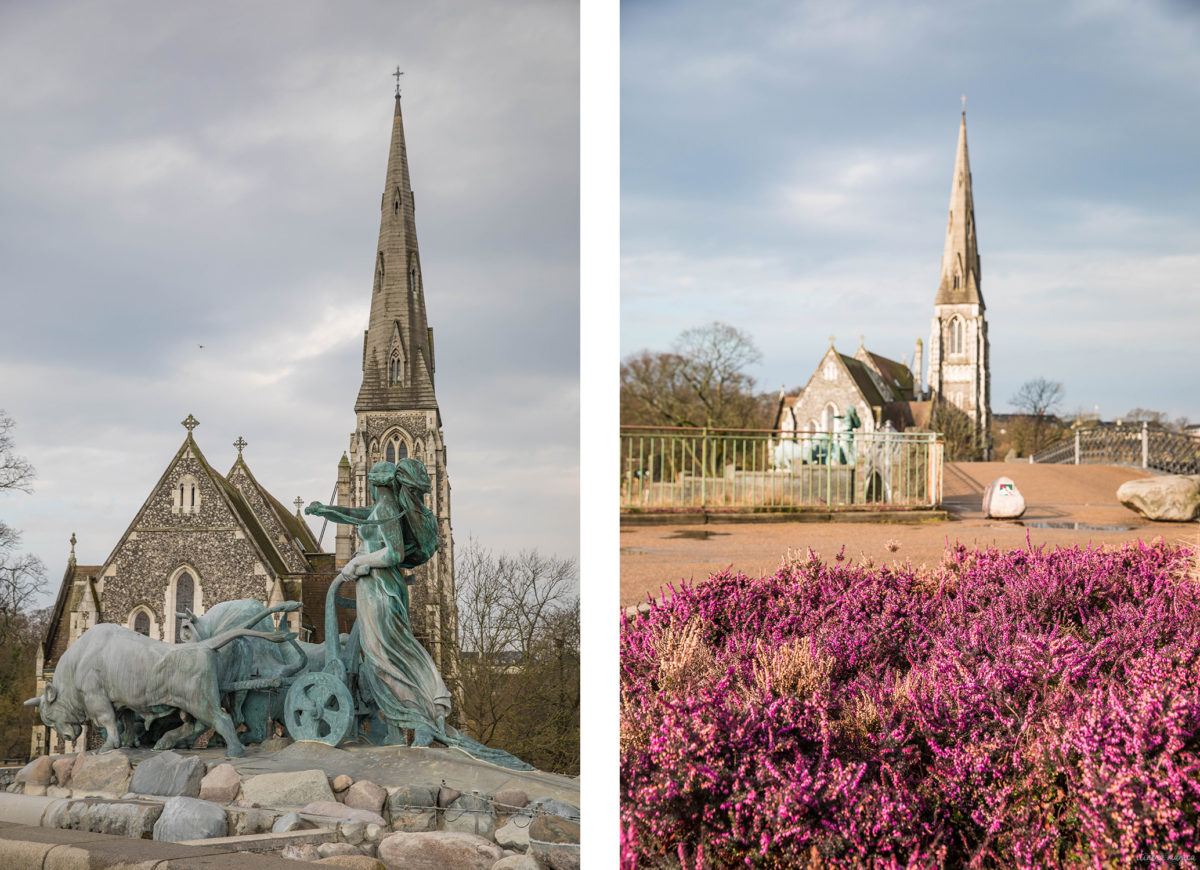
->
[[823, 403, 839, 433], [409, 266, 417, 294], [389, 349, 404, 385], [949, 317, 965, 355], [165, 567, 202, 643], [384, 433, 409, 464]]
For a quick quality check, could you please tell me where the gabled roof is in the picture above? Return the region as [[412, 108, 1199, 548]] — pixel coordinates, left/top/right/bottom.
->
[[42, 560, 102, 669], [226, 454, 319, 558], [858, 349, 915, 398], [839, 354, 886, 408]]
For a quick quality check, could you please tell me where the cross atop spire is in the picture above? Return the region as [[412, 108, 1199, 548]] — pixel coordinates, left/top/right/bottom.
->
[[181, 414, 199, 433], [393, 67, 404, 96], [294, 496, 305, 514], [234, 436, 247, 457]]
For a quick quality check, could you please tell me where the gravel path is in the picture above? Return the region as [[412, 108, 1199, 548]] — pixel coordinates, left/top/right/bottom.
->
[[620, 462, 1198, 607]]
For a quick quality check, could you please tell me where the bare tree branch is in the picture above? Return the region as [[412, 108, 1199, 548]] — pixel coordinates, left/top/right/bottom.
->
[[0, 413, 35, 494]]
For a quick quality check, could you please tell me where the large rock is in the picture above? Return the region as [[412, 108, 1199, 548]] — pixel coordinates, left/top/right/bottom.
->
[[982, 476, 1026, 519], [152, 796, 228, 841], [302, 799, 386, 826], [444, 792, 496, 838], [199, 762, 242, 802], [529, 813, 580, 870], [315, 857, 386, 869], [242, 768, 334, 806], [387, 784, 437, 832], [70, 750, 133, 796], [377, 831, 503, 870], [51, 757, 75, 787], [526, 797, 580, 821], [16, 756, 54, 786], [491, 788, 528, 813], [344, 779, 387, 814], [495, 818, 530, 851], [46, 798, 164, 838], [273, 811, 307, 833], [129, 750, 205, 797], [1118, 475, 1200, 521], [493, 855, 542, 870]]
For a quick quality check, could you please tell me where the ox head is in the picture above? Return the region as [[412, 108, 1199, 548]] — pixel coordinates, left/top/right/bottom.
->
[[23, 683, 82, 741]]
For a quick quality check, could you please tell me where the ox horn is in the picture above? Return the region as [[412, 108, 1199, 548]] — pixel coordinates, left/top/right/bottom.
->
[[23, 697, 42, 708]]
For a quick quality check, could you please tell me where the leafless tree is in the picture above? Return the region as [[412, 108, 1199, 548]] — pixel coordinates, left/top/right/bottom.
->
[[0, 413, 35, 494], [455, 539, 579, 775], [929, 397, 980, 461], [1009, 378, 1065, 455], [621, 322, 770, 429]]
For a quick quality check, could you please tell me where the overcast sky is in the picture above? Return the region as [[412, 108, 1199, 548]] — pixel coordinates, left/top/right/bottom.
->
[[622, 0, 1200, 425], [0, 0, 579, 607]]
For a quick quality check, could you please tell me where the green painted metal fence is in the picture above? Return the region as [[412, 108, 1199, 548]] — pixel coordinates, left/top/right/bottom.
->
[[620, 427, 944, 513]]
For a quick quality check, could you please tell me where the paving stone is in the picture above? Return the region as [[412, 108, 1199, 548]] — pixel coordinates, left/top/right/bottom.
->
[[242, 768, 334, 807], [315, 857, 386, 869], [377, 831, 504, 870], [444, 792, 496, 838], [70, 750, 134, 796], [528, 814, 580, 870], [344, 780, 386, 814], [153, 796, 229, 842], [199, 762, 242, 802], [130, 751, 206, 797], [385, 785, 437, 833], [301, 800, 386, 826]]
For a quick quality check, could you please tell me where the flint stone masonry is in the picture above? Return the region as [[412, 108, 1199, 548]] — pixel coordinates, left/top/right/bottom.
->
[[982, 476, 1026, 519], [129, 750, 205, 797], [344, 780, 387, 814], [386, 784, 437, 833], [70, 750, 133, 796], [377, 831, 504, 870], [242, 769, 335, 807], [1117, 474, 1200, 522], [199, 762, 242, 802], [153, 795, 228, 842]]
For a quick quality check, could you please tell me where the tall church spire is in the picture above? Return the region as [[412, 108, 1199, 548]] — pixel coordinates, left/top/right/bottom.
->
[[934, 108, 984, 309], [355, 92, 439, 412]]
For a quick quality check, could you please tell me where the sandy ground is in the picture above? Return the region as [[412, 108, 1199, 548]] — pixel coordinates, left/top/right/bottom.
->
[[620, 462, 1199, 607]]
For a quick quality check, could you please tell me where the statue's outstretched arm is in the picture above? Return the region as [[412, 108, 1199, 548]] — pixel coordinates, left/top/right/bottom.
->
[[305, 502, 373, 524]]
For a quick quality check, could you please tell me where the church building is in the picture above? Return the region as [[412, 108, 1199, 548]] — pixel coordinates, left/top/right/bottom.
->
[[775, 108, 992, 456], [334, 88, 457, 677], [34, 87, 460, 753]]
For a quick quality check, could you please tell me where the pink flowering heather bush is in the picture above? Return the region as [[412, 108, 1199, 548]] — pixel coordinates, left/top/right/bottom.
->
[[620, 540, 1200, 868]]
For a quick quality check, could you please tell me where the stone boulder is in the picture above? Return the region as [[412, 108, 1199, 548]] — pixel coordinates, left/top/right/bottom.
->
[[444, 792, 496, 838], [273, 811, 307, 833], [129, 751, 205, 797], [332, 773, 354, 794], [51, 757, 75, 787], [344, 779, 387, 814], [16, 755, 54, 786], [377, 831, 503, 870], [493, 855, 542, 870], [526, 798, 580, 821], [387, 784, 437, 832], [259, 736, 294, 753], [315, 857, 386, 869], [199, 762, 242, 802], [495, 818, 530, 852], [70, 750, 133, 796], [302, 800, 386, 826], [982, 476, 1026, 519], [242, 768, 334, 807], [491, 788, 528, 813], [529, 813, 580, 870], [46, 798, 164, 839], [152, 796, 228, 842], [1118, 475, 1200, 521]]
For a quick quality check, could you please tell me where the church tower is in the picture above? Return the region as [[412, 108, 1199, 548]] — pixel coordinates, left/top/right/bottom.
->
[[926, 106, 991, 458], [339, 88, 456, 674]]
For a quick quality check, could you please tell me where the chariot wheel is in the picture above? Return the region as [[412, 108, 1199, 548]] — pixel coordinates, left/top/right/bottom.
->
[[283, 672, 355, 746]]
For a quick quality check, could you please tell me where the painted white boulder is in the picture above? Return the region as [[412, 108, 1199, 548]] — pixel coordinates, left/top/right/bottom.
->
[[982, 476, 1026, 519]]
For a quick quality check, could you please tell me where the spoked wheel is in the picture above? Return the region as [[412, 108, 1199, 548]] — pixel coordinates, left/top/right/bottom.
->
[[283, 672, 355, 746]]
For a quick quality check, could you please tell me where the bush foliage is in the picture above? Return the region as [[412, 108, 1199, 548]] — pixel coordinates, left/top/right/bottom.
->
[[620, 540, 1200, 868]]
